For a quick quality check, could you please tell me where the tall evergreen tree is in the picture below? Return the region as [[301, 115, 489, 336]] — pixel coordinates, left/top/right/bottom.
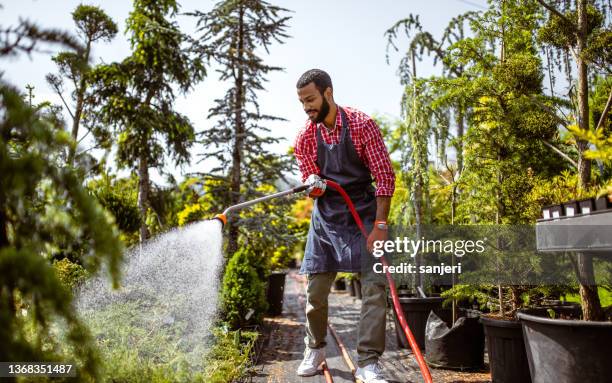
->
[[386, 12, 478, 223], [536, 0, 611, 187], [535, 0, 611, 320], [46, 5, 117, 166], [88, 0, 205, 241], [189, 0, 292, 254]]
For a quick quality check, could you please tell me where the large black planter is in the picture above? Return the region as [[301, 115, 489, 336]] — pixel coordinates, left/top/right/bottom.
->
[[352, 279, 362, 299], [390, 296, 449, 351], [518, 308, 612, 383], [266, 271, 287, 316], [333, 278, 346, 291], [481, 316, 531, 383], [348, 280, 356, 297], [425, 309, 485, 370]]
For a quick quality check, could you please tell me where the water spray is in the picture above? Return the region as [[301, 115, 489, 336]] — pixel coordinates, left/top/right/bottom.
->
[[212, 180, 433, 383]]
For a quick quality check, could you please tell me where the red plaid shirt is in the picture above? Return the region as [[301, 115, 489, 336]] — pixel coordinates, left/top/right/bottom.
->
[[293, 106, 395, 197]]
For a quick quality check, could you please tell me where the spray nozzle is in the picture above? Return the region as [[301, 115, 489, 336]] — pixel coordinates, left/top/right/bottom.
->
[[213, 213, 227, 226]]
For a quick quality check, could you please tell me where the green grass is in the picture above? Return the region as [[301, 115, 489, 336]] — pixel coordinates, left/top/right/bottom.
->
[[80, 301, 258, 382]]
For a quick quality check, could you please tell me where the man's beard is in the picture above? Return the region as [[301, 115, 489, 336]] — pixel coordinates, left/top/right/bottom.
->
[[313, 97, 330, 123]]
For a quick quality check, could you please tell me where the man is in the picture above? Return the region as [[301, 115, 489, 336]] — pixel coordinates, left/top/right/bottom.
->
[[293, 69, 395, 383]]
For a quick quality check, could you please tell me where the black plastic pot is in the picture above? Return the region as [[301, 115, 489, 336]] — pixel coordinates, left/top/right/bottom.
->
[[353, 279, 362, 299], [518, 308, 612, 383], [578, 198, 595, 214], [333, 278, 346, 291], [287, 258, 297, 269], [425, 309, 485, 370], [266, 271, 287, 316], [542, 204, 562, 219], [481, 316, 531, 383], [562, 200, 579, 216], [390, 295, 449, 351], [595, 196, 612, 211], [348, 280, 356, 296]]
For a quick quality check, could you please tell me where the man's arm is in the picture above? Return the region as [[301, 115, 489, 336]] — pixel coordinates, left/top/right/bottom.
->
[[375, 196, 391, 222], [360, 116, 395, 253]]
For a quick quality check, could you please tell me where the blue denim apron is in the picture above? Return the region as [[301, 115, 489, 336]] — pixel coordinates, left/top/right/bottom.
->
[[300, 107, 377, 274]]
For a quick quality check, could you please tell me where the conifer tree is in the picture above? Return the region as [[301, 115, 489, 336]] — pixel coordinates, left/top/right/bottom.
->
[[535, 0, 611, 320], [88, 0, 205, 241], [189, 0, 292, 254], [386, 12, 478, 223], [46, 5, 117, 166]]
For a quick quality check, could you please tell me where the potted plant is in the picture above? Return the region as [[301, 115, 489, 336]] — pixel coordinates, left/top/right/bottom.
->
[[265, 248, 293, 316], [517, 304, 611, 383], [439, 224, 571, 383], [390, 291, 448, 351], [517, 189, 612, 383], [424, 307, 485, 370], [442, 284, 574, 382]]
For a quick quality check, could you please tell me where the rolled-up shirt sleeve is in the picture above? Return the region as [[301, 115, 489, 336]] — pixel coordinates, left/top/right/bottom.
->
[[293, 124, 320, 182], [361, 118, 395, 197]]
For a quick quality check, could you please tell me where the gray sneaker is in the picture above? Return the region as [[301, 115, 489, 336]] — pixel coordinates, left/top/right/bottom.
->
[[355, 361, 388, 383], [296, 347, 326, 376]]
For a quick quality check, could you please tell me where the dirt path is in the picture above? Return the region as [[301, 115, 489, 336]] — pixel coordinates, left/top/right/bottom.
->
[[249, 271, 492, 383]]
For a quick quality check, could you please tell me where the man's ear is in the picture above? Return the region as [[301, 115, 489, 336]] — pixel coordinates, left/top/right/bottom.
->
[[324, 87, 333, 102]]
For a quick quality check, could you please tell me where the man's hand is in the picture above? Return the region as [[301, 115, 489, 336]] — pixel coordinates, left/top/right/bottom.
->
[[306, 174, 326, 198], [367, 226, 388, 253]]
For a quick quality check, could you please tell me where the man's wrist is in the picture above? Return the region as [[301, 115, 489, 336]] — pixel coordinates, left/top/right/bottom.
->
[[374, 220, 388, 230]]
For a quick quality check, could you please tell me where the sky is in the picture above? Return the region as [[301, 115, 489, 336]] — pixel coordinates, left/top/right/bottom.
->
[[1, 0, 488, 184]]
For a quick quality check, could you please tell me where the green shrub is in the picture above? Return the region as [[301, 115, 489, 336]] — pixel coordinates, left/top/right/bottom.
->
[[92, 182, 141, 234], [53, 258, 89, 289], [221, 248, 268, 329]]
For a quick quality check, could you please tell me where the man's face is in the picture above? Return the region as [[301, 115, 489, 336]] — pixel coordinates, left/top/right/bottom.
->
[[297, 82, 330, 123]]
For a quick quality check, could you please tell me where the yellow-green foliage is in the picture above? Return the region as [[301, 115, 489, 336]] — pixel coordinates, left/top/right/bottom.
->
[[569, 124, 612, 163], [84, 300, 258, 383], [53, 258, 89, 289], [524, 171, 599, 221], [203, 328, 258, 383], [569, 124, 612, 197], [177, 203, 206, 226]]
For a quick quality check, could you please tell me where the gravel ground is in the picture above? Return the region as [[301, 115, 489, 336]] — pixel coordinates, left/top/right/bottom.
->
[[250, 271, 492, 383]]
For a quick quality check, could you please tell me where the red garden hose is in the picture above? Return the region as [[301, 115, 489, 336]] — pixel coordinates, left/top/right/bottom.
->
[[325, 180, 434, 383]]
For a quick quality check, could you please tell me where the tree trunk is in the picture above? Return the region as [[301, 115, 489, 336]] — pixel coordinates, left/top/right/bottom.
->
[[451, 107, 464, 224], [576, 0, 590, 188], [410, 50, 424, 290], [575, 0, 601, 321], [138, 152, 150, 242], [576, 253, 603, 321], [414, 173, 424, 290], [227, 6, 246, 256], [67, 40, 91, 166], [455, 108, 464, 176]]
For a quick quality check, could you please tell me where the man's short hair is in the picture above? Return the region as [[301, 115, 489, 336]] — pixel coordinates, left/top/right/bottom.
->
[[296, 69, 333, 94]]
